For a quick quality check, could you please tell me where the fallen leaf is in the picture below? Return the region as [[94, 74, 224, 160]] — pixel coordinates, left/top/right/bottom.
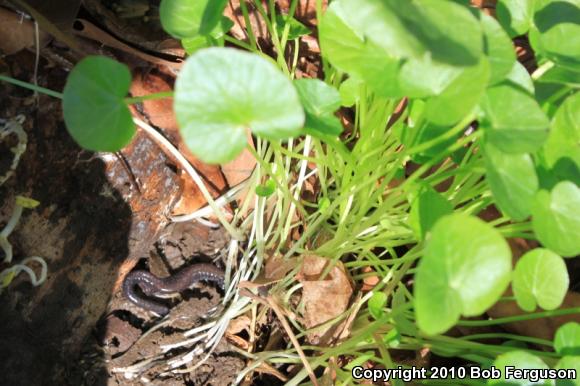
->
[[297, 255, 353, 344], [265, 255, 297, 281], [361, 266, 380, 292]]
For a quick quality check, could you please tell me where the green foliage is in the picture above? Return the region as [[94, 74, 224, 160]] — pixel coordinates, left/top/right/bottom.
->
[[490, 351, 550, 385], [368, 292, 387, 320], [319, 1, 403, 97], [480, 82, 550, 153], [3, 0, 579, 381], [540, 93, 580, 171], [481, 12, 517, 84], [496, 0, 534, 37], [160, 0, 231, 39], [483, 142, 538, 220], [294, 79, 343, 137], [174, 48, 304, 164], [62, 56, 134, 152], [255, 179, 276, 197], [512, 249, 569, 311], [408, 187, 453, 240], [415, 214, 512, 335], [530, 0, 580, 66], [555, 322, 580, 356], [532, 181, 580, 257], [275, 15, 310, 40], [556, 357, 580, 386]]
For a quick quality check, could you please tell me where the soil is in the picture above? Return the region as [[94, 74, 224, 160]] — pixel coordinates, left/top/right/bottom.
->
[[0, 49, 244, 385]]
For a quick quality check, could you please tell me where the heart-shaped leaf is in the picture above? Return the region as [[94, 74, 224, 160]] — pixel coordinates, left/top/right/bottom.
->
[[294, 79, 343, 137], [340, 0, 483, 66], [513, 248, 569, 312], [415, 213, 511, 335], [425, 58, 490, 125], [480, 12, 517, 85], [506, 61, 535, 94], [481, 82, 550, 153], [540, 93, 580, 171], [319, 1, 403, 97], [532, 181, 580, 257], [555, 322, 580, 356], [531, 0, 580, 64], [160, 0, 231, 39], [483, 142, 539, 220], [62, 56, 134, 152], [174, 48, 304, 164], [408, 187, 453, 240], [489, 351, 549, 385], [496, 0, 534, 37]]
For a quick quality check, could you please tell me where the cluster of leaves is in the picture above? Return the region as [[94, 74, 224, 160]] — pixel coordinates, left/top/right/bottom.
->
[[5, 0, 579, 383]]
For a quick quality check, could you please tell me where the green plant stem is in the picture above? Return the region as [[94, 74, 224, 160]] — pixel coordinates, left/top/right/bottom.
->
[[224, 35, 254, 51], [252, 0, 288, 74], [279, 0, 299, 51], [405, 113, 475, 156], [0, 75, 63, 99], [458, 333, 553, 347], [124, 91, 174, 104], [531, 61, 555, 81], [457, 307, 580, 327], [239, 0, 259, 51]]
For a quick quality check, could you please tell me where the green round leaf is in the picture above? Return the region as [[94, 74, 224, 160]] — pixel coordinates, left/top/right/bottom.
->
[[160, 0, 231, 39], [506, 61, 535, 95], [531, 0, 580, 63], [555, 322, 580, 356], [483, 142, 539, 221], [415, 213, 512, 335], [160, 0, 206, 38], [62, 56, 135, 152], [319, 1, 403, 97], [489, 351, 549, 385], [513, 248, 569, 312], [541, 93, 580, 171], [339, 77, 363, 107], [255, 179, 276, 197], [275, 15, 311, 40], [481, 82, 550, 153], [481, 12, 517, 85], [408, 187, 453, 240], [532, 181, 580, 257], [496, 0, 534, 37], [294, 79, 343, 137], [398, 55, 464, 98], [340, 0, 484, 66], [368, 291, 387, 320], [556, 356, 580, 386], [199, 0, 228, 35], [174, 48, 304, 164], [425, 58, 490, 125]]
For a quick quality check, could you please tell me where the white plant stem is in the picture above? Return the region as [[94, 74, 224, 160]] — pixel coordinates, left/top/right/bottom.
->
[[133, 117, 242, 239]]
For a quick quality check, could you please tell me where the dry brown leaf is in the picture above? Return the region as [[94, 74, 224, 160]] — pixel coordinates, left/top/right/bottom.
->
[[130, 70, 177, 131], [227, 315, 252, 335], [265, 255, 298, 281], [221, 131, 256, 188], [297, 255, 353, 344], [361, 266, 380, 292]]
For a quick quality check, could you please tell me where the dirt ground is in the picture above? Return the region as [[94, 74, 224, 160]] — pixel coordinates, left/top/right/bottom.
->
[[0, 50, 246, 385]]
